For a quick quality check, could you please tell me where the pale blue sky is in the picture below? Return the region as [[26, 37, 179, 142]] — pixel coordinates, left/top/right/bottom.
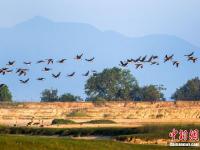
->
[[0, 0, 199, 46]]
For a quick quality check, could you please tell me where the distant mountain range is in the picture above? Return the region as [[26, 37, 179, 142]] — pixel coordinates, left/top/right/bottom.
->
[[0, 16, 199, 101]]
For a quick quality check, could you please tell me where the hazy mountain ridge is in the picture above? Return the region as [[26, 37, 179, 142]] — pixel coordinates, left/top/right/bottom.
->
[[0, 16, 199, 101]]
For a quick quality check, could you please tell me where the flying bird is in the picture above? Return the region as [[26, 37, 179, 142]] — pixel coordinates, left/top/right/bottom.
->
[[6, 61, 15, 66], [37, 60, 45, 64], [173, 61, 180, 68], [16, 68, 29, 73], [135, 63, 143, 69], [16, 68, 22, 73], [16, 69, 28, 76], [127, 59, 136, 63], [146, 55, 158, 63], [75, 53, 83, 60], [18, 70, 27, 76], [151, 62, 159, 65], [42, 67, 51, 72], [0, 70, 5, 75], [184, 52, 194, 57], [0, 68, 12, 75], [85, 57, 95, 62], [140, 55, 147, 62], [164, 54, 174, 62], [52, 72, 61, 78], [135, 56, 141, 62], [91, 70, 98, 76], [188, 56, 198, 63], [120, 61, 128, 67], [23, 61, 32, 65], [57, 59, 67, 63], [82, 71, 90, 76], [146, 56, 154, 63], [152, 55, 158, 59], [46, 59, 54, 64], [1, 68, 9, 71], [37, 78, 45, 81], [6, 70, 13, 73], [127, 59, 133, 63], [91, 70, 97, 73], [67, 72, 75, 77], [19, 78, 29, 84]]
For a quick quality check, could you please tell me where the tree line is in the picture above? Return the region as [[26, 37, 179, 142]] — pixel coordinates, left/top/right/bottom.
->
[[1, 67, 200, 102]]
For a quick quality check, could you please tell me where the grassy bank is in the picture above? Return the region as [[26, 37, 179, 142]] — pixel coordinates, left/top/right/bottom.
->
[[51, 119, 116, 125], [114, 124, 200, 141], [0, 126, 139, 137], [0, 135, 196, 150], [0, 124, 200, 139]]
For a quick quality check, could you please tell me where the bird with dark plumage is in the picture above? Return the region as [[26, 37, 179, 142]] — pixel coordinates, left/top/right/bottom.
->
[[140, 55, 147, 62], [135, 63, 143, 69], [146, 55, 158, 63], [16, 68, 28, 76], [57, 59, 67, 63], [23, 61, 32, 65], [119, 61, 128, 67], [75, 53, 83, 60], [135, 56, 141, 62], [184, 52, 194, 57], [188, 56, 198, 63], [37, 77, 45, 81], [85, 57, 95, 62], [42, 67, 51, 72], [52, 72, 61, 78], [37, 60, 45, 64], [82, 71, 90, 76], [173, 61, 180, 68], [0, 68, 12, 75], [18, 71, 26, 76], [91, 70, 97, 73], [127, 58, 136, 63], [146, 56, 154, 63], [19, 78, 29, 84], [6, 61, 15, 66], [67, 72, 75, 77], [184, 52, 197, 63], [46, 59, 54, 65], [164, 54, 174, 62], [151, 61, 159, 65]]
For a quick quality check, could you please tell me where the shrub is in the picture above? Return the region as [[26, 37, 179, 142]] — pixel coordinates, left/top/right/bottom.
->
[[84, 120, 116, 124], [51, 119, 76, 125], [67, 110, 89, 117]]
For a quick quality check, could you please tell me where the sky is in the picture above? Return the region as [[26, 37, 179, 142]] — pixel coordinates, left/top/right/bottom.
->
[[0, 0, 199, 47]]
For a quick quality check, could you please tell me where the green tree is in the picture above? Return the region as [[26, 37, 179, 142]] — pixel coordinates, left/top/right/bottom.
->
[[59, 93, 81, 102], [139, 85, 165, 101], [85, 67, 139, 101], [41, 89, 58, 102], [0, 84, 12, 102], [172, 77, 200, 100]]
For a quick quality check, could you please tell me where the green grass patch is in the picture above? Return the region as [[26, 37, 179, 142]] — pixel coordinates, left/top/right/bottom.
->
[[84, 119, 116, 124], [1, 123, 200, 143], [0, 135, 195, 150], [67, 111, 89, 117], [0, 126, 140, 137], [51, 119, 76, 125], [114, 124, 200, 141]]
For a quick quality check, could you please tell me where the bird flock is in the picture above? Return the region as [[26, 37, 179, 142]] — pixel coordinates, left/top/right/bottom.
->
[[119, 52, 198, 69], [0, 53, 96, 84], [0, 52, 198, 84]]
